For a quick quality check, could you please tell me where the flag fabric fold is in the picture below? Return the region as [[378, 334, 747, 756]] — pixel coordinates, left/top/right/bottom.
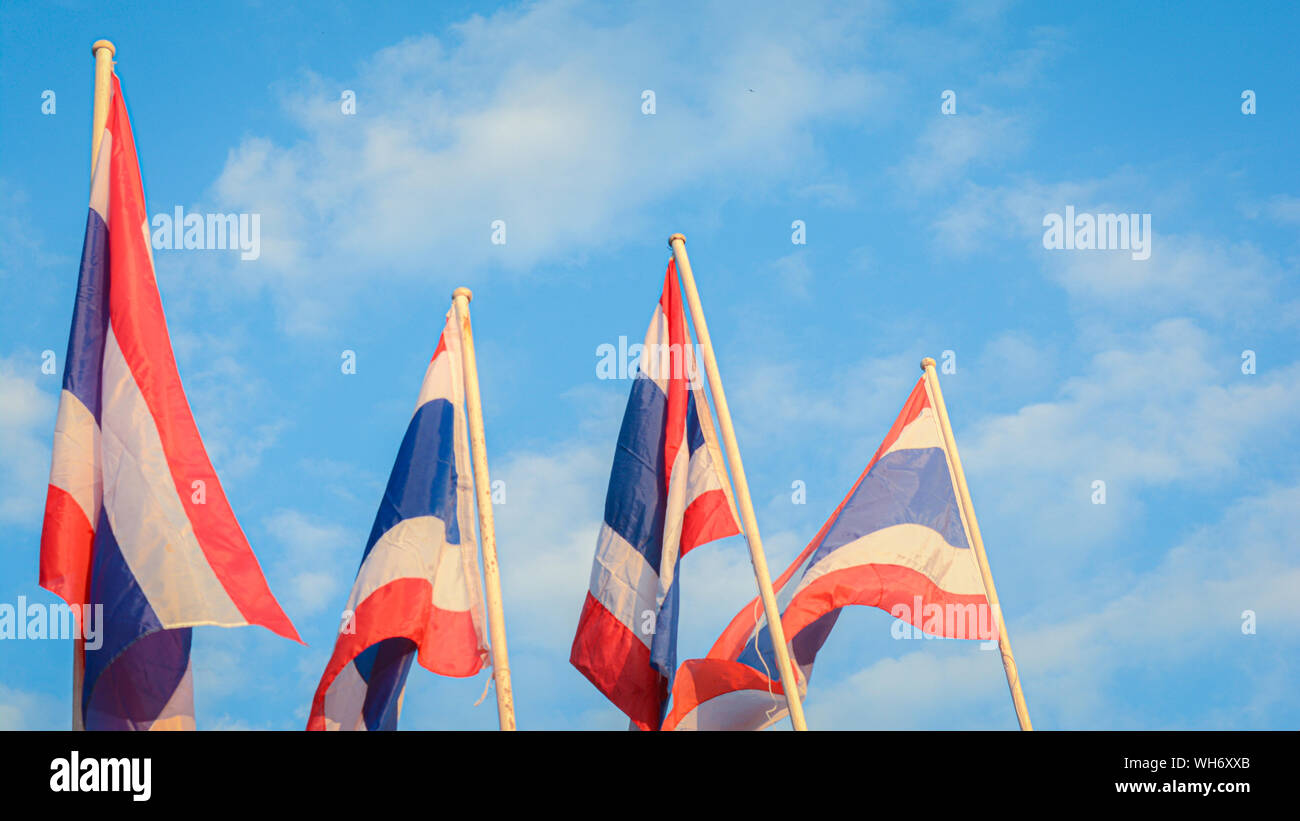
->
[[307, 310, 490, 731], [570, 260, 741, 730], [663, 375, 994, 730], [39, 73, 300, 731]]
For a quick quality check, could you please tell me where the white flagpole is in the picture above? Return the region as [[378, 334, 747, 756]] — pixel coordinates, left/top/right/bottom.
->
[[920, 357, 1032, 730], [667, 234, 808, 731], [73, 38, 116, 732], [451, 288, 517, 730]]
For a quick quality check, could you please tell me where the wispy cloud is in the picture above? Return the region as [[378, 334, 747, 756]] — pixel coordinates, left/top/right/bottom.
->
[[960, 318, 1300, 583], [895, 108, 1027, 192], [264, 508, 362, 619], [0, 682, 62, 731], [204, 1, 884, 333], [0, 354, 56, 525]]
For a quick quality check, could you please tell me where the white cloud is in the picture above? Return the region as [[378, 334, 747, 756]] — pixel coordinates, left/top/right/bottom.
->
[[932, 175, 1116, 256], [1252, 193, 1300, 225], [169, 330, 286, 480], [203, 1, 884, 333], [1046, 233, 1285, 322], [973, 330, 1046, 402], [794, 182, 858, 208], [0, 181, 66, 282], [206, 715, 263, 731], [492, 444, 609, 651], [0, 682, 62, 730], [190, 625, 318, 728], [264, 508, 360, 618], [191, 632, 252, 703], [895, 108, 1026, 192], [0, 354, 56, 525], [928, 173, 1295, 322], [976, 25, 1068, 88], [725, 340, 926, 478], [770, 252, 814, 299], [949, 317, 1300, 606], [963, 319, 1300, 488]]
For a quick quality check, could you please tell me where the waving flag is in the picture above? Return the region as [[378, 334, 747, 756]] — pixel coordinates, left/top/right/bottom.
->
[[38, 73, 300, 731], [570, 260, 741, 730], [663, 375, 994, 730], [308, 310, 489, 731]]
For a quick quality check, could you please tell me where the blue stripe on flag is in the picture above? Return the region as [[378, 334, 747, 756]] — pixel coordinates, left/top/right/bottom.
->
[[85, 629, 192, 730], [685, 392, 705, 455], [63, 210, 110, 420], [806, 447, 969, 570], [362, 398, 461, 563], [602, 374, 668, 570], [735, 609, 839, 681], [649, 572, 680, 679], [356, 637, 417, 731]]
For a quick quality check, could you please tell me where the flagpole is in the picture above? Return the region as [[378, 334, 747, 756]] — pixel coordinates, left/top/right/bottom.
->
[[91, 40, 115, 179], [451, 288, 517, 731], [920, 357, 1032, 730], [72, 38, 116, 732], [667, 234, 808, 731]]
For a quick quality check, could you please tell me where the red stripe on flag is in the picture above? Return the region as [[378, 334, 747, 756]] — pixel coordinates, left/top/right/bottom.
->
[[419, 601, 485, 678], [570, 592, 665, 731], [38, 484, 95, 615], [660, 260, 689, 499], [679, 488, 737, 557], [783, 563, 996, 641]]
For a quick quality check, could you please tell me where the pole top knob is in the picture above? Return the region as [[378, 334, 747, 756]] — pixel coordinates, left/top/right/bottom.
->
[[668, 233, 686, 248], [92, 40, 116, 57], [452, 287, 473, 303], [920, 357, 937, 370]]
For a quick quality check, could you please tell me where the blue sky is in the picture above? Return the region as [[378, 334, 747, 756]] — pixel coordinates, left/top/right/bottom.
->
[[1, 0, 1297, 730]]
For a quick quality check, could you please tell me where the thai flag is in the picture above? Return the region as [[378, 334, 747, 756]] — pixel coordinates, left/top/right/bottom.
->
[[38, 74, 300, 731], [663, 376, 994, 730], [308, 310, 489, 731], [570, 260, 741, 730]]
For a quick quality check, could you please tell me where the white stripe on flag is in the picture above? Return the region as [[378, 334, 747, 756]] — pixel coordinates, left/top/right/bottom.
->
[[638, 306, 673, 395], [48, 390, 102, 530], [347, 515, 452, 612], [587, 522, 659, 650], [90, 132, 111, 224], [658, 437, 690, 595], [883, 407, 943, 456], [413, 344, 455, 414], [322, 662, 369, 732], [791, 522, 987, 598]]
